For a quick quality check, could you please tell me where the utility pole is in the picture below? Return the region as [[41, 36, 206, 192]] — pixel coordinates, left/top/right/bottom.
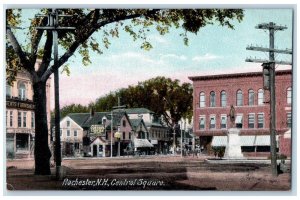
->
[[110, 97, 126, 157], [246, 22, 292, 176], [35, 9, 75, 180]]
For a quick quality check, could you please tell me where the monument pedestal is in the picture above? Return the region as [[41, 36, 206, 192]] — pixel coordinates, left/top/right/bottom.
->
[[224, 128, 244, 159]]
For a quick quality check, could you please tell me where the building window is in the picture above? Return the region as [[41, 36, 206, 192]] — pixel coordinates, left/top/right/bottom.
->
[[67, 130, 70, 137], [221, 115, 227, 129], [31, 112, 35, 128], [6, 111, 8, 127], [10, 111, 13, 127], [123, 120, 126, 127], [60, 130, 62, 137], [258, 113, 264, 128], [23, 112, 27, 127], [287, 87, 292, 104], [18, 82, 26, 100], [6, 84, 12, 98], [210, 91, 216, 107], [199, 116, 205, 130], [287, 112, 292, 128], [74, 130, 77, 137], [258, 89, 264, 105], [209, 116, 216, 129], [67, 120, 70, 127], [123, 132, 126, 140], [220, 91, 227, 107], [248, 114, 255, 128], [18, 112, 22, 127], [236, 90, 243, 106], [248, 89, 255, 106], [235, 114, 243, 128], [199, 92, 205, 108], [129, 132, 131, 140]]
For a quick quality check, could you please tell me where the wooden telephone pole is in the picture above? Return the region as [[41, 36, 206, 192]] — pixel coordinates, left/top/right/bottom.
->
[[35, 9, 75, 179], [246, 22, 292, 176]]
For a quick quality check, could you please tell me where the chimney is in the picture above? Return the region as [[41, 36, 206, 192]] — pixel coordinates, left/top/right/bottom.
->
[[90, 107, 95, 117]]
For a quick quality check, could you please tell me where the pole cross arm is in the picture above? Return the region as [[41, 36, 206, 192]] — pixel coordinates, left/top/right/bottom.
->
[[246, 46, 292, 54], [245, 58, 292, 65], [36, 27, 76, 30]]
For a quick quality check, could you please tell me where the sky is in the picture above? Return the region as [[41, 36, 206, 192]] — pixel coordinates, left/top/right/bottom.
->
[[12, 8, 293, 109]]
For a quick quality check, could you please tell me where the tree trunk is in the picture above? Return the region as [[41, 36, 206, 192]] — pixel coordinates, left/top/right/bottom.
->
[[33, 81, 51, 175]]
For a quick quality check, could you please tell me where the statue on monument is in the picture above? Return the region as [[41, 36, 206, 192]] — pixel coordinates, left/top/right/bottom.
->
[[229, 105, 236, 128]]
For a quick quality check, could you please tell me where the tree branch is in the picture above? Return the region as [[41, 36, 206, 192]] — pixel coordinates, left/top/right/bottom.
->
[[37, 31, 53, 76], [6, 27, 38, 82], [41, 9, 160, 82], [31, 17, 48, 65]]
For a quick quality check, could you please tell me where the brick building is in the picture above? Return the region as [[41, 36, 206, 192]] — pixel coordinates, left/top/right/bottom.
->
[[188, 70, 292, 157], [6, 68, 51, 159]]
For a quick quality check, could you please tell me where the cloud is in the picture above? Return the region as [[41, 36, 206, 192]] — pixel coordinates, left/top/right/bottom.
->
[[148, 34, 168, 44], [160, 54, 187, 61], [192, 53, 223, 62]]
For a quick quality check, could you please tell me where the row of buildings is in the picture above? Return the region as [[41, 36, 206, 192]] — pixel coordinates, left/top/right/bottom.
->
[[6, 68, 292, 159], [56, 108, 171, 157]]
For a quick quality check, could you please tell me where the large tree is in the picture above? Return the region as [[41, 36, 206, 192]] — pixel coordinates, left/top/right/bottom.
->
[[6, 9, 243, 175]]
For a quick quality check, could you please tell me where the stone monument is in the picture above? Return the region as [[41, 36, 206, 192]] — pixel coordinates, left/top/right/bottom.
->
[[224, 105, 244, 159]]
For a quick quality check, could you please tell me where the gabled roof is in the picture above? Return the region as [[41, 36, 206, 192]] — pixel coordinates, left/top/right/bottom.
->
[[114, 107, 154, 114], [67, 112, 109, 129], [129, 118, 148, 132]]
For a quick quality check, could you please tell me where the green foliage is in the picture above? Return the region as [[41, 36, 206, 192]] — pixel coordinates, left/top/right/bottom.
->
[[6, 8, 244, 82], [92, 76, 193, 127], [212, 146, 225, 158], [59, 104, 90, 118]]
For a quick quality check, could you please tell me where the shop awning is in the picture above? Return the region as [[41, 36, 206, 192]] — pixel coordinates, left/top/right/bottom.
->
[[134, 138, 154, 148], [211, 136, 227, 147], [254, 135, 278, 146], [240, 136, 255, 146]]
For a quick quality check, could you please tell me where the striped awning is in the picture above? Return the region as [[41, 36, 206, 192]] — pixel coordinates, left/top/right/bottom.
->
[[240, 135, 255, 146], [211, 136, 227, 146], [134, 138, 154, 148], [211, 135, 277, 147]]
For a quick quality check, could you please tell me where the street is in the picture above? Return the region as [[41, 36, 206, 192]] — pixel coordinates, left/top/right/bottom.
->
[[6, 155, 291, 191]]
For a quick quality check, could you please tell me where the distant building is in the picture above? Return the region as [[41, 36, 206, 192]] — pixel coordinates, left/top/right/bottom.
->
[[114, 108, 170, 154], [6, 69, 51, 159], [57, 107, 171, 157], [189, 70, 292, 157]]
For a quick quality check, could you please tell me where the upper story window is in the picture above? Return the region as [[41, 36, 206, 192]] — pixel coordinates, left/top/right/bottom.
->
[[220, 91, 227, 107], [67, 130, 70, 137], [10, 111, 13, 127], [248, 89, 255, 106], [31, 112, 35, 128], [18, 112, 22, 127], [6, 84, 12, 98], [236, 90, 243, 106], [18, 82, 26, 100], [199, 92, 205, 108], [258, 89, 264, 105], [60, 130, 62, 137], [248, 114, 255, 128], [199, 116, 205, 130], [123, 132, 126, 140], [221, 115, 227, 129], [287, 87, 292, 104], [257, 113, 264, 128], [210, 91, 216, 107], [235, 114, 243, 128], [74, 130, 78, 137], [67, 120, 70, 127], [209, 115, 216, 129], [287, 112, 292, 128], [122, 120, 126, 127]]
